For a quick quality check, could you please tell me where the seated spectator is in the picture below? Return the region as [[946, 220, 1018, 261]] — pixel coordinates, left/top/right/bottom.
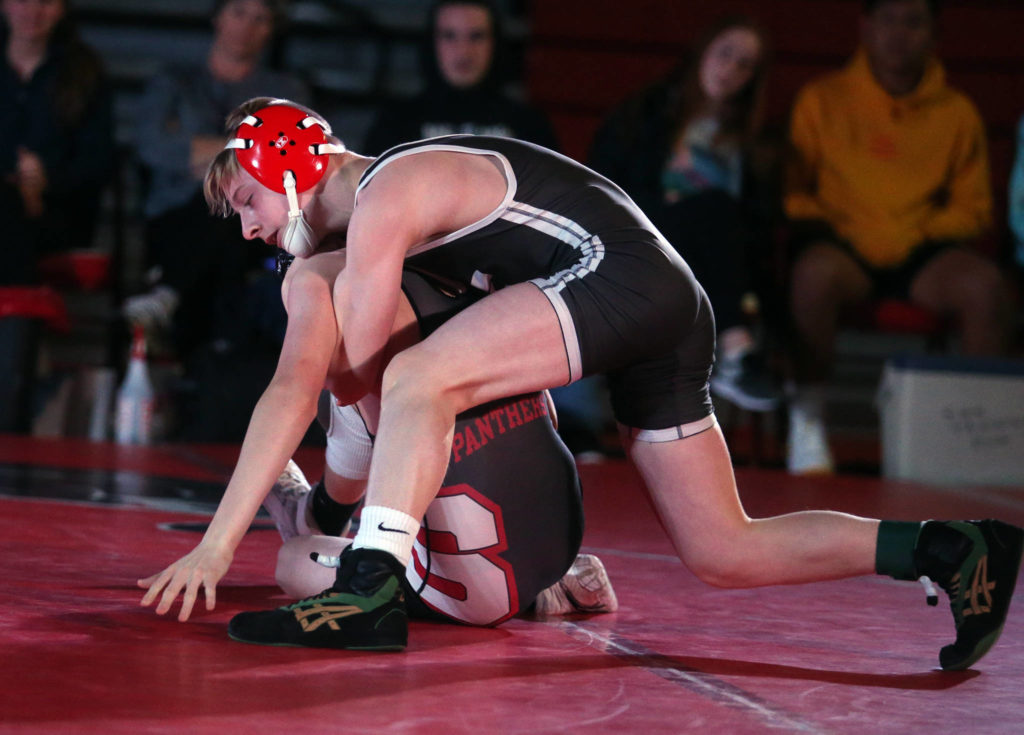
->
[[362, 0, 559, 155], [1, 0, 114, 286], [589, 15, 782, 414], [365, 0, 608, 452], [127, 0, 310, 440], [784, 0, 1014, 473], [1011, 112, 1024, 270]]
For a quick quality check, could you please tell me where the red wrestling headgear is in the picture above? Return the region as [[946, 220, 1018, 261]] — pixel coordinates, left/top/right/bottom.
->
[[224, 103, 345, 258], [225, 103, 345, 194]]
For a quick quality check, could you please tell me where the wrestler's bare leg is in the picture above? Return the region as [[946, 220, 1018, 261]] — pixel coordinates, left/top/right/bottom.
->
[[623, 425, 878, 586], [365, 283, 570, 523], [365, 282, 880, 587]]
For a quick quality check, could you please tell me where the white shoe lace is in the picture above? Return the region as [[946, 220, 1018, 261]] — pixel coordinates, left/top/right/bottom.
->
[[263, 460, 316, 542], [276, 459, 312, 499], [534, 554, 618, 616]]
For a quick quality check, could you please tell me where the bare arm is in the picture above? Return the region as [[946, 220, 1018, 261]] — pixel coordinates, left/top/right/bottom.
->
[[340, 151, 508, 398], [138, 263, 339, 621]]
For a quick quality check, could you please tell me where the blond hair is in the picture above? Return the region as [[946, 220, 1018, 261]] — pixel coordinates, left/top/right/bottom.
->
[[203, 97, 335, 217]]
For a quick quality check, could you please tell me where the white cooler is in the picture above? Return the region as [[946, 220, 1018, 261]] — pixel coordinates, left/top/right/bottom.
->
[[878, 354, 1024, 487]]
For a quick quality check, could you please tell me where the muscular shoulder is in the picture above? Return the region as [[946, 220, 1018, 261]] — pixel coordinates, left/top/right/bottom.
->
[[355, 149, 507, 243], [367, 147, 505, 190]]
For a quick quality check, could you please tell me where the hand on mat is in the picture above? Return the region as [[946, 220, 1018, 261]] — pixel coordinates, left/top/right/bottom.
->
[[138, 542, 234, 622]]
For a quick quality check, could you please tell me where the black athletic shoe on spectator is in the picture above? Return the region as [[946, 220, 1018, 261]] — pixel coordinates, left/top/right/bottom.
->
[[915, 520, 1024, 670], [228, 547, 408, 651]]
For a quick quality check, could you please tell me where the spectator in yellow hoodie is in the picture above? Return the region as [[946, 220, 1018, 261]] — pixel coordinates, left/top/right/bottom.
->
[[783, 0, 1014, 474]]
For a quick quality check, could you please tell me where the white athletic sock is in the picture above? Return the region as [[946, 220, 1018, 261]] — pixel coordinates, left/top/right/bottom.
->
[[351, 505, 420, 567]]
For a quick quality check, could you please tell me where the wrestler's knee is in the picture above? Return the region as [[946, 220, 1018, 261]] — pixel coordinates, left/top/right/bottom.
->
[[380, 343, 468, 413], [381, 346, 433, 403], [680, 528, 760, 589]]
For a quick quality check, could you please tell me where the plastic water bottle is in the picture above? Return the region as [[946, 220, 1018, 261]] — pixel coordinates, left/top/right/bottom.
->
[[115, 325, 155, 444]]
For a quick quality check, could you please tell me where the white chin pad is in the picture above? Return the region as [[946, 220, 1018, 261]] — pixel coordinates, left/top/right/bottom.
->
[[281, 211, 318, 258]]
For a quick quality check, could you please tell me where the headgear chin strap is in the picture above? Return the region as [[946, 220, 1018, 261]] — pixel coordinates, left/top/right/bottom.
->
[[279, 170, 318, 257], [225, 103, 345, 258]]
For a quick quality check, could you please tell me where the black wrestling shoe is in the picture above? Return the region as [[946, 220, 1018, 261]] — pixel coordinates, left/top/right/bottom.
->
[[916, 520, 1024, 670], [228, 547, 408, 651]]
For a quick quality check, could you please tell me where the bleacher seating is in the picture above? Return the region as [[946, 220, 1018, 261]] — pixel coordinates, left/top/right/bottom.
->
[[524, 0, 1024, 465], [20, 0, 1014, 449], [526, 0, 1023, 261]]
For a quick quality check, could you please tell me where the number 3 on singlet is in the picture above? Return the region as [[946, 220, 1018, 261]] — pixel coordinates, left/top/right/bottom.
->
[[407, 483, 520, 625]]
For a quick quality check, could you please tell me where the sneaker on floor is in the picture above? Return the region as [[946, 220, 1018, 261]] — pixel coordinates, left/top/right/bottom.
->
[[710, 352, 782, 413], [534, 554, 618, 616], [262, 460, 319, 542], [917, 520, 1024, 670], [228, 546, 408, 650], [786, 401, 834, 475]]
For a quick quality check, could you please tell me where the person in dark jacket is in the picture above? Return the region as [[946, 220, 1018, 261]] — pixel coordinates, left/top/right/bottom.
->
[[0, 0, 114, 285], [589, 16, 781, 414], [363, 0, 558, 155]]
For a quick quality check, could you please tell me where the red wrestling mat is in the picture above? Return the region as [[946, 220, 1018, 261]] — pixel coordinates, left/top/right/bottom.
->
[[1, 436, 1023, 734]]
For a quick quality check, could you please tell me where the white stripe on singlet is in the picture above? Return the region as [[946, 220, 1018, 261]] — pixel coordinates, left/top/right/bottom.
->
[[356, 142, 602, 384], [502, 201, 606, 293], [501, 201, 605, 384]]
